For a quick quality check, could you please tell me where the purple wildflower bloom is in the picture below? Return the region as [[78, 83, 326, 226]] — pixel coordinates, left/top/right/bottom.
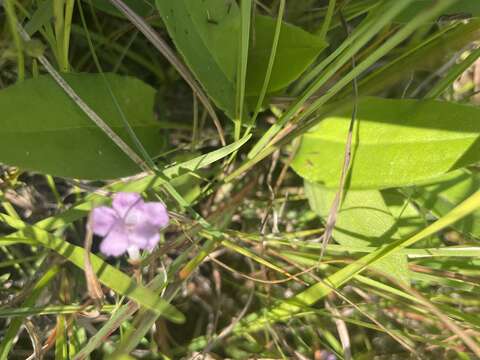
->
[[91, 192, 169, 257]]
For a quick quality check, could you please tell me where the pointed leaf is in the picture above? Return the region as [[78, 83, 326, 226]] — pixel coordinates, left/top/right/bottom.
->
[[245, 15, 327, 95], [155, 0, 239, 118]]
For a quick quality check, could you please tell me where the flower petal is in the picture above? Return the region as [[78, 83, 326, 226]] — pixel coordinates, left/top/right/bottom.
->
[[141, 202, 169, 228], [112, 192, 143, 218], [128, 222, 160, 251], [99, 223, 129, 257], [91, 206, 118, 236], [145, 233, 161, 252]]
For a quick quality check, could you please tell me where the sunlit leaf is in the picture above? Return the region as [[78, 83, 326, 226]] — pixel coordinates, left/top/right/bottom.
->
[[292, 97, 480, 189], [305, 181, 410, 283]]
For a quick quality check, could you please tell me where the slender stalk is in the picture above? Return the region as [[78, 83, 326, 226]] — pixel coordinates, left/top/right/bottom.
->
[[249, 0, 285, 128], [3, 0, 25, 81], [62, 0, 75, 72], [235, 0, 253, 140], [319, 0, 336, 40], [53, 0, 67, 71]]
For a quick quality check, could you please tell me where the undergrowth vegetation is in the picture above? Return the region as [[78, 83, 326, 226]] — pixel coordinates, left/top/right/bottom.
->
[[1, 0, 480, 359]]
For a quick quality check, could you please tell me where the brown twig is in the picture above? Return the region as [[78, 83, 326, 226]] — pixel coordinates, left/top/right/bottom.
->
[[84, 216, 104, 305], [319, 11, 359, 259]]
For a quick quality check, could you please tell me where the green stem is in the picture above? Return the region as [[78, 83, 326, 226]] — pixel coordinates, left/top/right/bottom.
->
[[62, 0, 75, 72], [53, 0, 66, 71], [4, 0, 25, 81], [235, 0, 253, 140], [319, 0, 336, 40], [249, 0, 285, 129]]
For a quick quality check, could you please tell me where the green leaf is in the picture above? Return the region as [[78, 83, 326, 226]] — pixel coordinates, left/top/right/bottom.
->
[[245, 15, 327, 96], [409, 169, 480, 237], [292, 97, 480, 189], [155, 0, 239, 118], [381, 189, 426, 237], [155, 0, 326, 117], [304, 181, 410, 283], [0, 73, 165, 180]]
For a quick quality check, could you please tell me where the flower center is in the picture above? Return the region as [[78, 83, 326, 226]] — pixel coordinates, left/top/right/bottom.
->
[[124, 210, 139, 230]]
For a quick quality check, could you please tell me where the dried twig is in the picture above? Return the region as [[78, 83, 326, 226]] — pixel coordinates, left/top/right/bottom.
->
[[84, 215, 104, 305], [319, 11, 359, 259], [325, 299, 352, 360]]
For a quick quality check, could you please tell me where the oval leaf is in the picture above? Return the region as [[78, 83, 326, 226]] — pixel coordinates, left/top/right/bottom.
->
[[155, 0, 326, 118], [245, 15, 327, 95], [156, 0, 239, 118], [292, 97, 480, 189], [0, 73, 165, 180]]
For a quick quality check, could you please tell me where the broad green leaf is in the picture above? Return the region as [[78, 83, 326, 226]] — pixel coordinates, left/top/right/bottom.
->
[[86, 0, 156, 18], [292, 97, 480, 189], [305, 181, 410, 283], [155, 0, 326, 117], [409, 169, 480, 237], [0, 73, 165, 180], [155, 0, 239, 118], [245, 15, 327, 96]]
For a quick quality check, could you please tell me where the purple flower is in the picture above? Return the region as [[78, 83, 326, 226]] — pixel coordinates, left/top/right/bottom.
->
[[91, 192, 169, 257]]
